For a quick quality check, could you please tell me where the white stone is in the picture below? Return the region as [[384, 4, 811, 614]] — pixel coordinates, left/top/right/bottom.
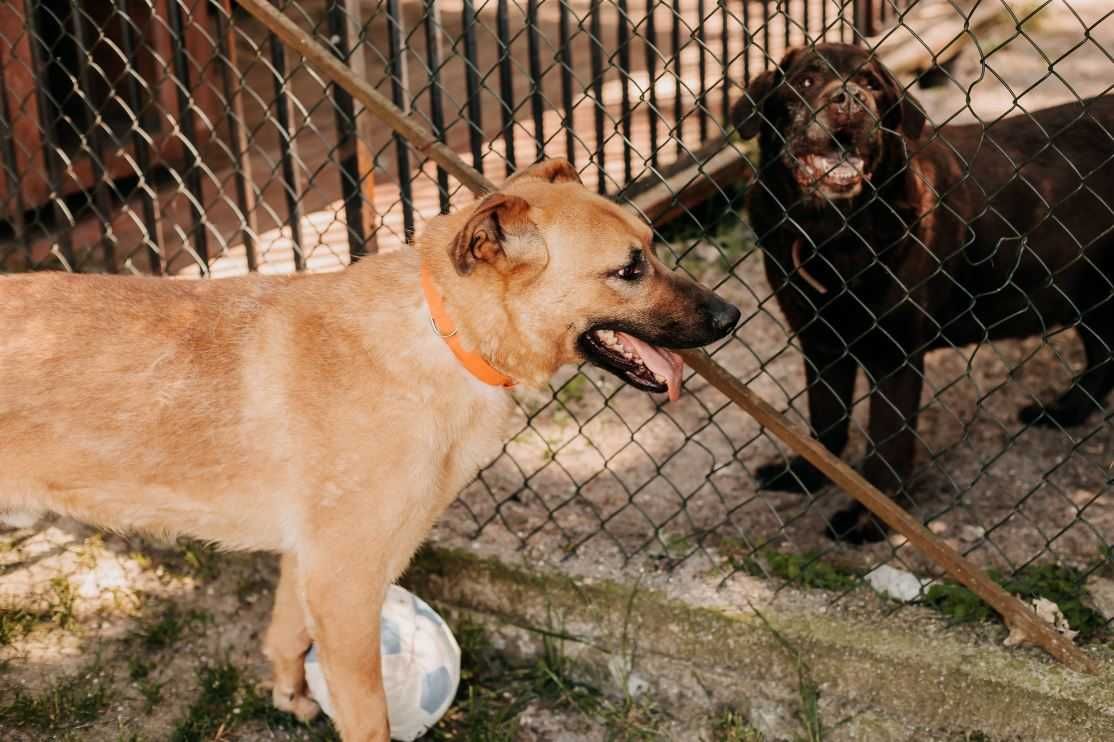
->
[[865, 565, 928, 603]]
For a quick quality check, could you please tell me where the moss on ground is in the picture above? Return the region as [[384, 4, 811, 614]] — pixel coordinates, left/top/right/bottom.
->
[[720, 543, 862, 593], [924, 563, 1110, 642]]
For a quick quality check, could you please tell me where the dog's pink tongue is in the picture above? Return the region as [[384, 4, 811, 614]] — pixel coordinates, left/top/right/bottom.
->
[[616, 332, 685, 402]]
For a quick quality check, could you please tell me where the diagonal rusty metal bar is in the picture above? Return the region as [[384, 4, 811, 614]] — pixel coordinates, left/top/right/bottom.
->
[[233, 0, 1099, 675]]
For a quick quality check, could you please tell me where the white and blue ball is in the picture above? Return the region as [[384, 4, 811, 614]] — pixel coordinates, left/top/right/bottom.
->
[[303, 584, 461, 741]]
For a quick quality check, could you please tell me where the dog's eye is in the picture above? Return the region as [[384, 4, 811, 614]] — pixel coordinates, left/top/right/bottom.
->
[[862, 75, 881, 91], [613, 250, 645, 282], [799, 75, 814, 89]]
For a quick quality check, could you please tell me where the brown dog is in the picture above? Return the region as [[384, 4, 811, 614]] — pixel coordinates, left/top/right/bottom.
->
[[732, 44, 1114, 542], [0, 159, 739, 740]]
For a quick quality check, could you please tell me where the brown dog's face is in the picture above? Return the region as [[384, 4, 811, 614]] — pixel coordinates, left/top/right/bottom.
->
[[431, 160, 740, 395], [732, 44, 925, 202]]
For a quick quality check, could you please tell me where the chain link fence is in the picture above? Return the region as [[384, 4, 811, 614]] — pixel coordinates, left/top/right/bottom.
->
[[1, 0, 1111, 642]]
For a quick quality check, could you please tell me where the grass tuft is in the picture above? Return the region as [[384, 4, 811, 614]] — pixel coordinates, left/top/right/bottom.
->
[[429, 622, 663, 741], [924, 563, 1109, 641], [0, 607, 41, 646], [133, 605, 209, 652], [0, 662, 111, 732], [713, 707, 766, 741], [172, 660, 338, 742]]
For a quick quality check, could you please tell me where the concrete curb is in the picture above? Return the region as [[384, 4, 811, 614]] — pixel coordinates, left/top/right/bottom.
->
[[404, 546, 1114, 741]]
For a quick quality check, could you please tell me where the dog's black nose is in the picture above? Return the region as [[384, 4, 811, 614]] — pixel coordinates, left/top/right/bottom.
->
[[709, 302, 741, 336], [831, 89, 849, 106]]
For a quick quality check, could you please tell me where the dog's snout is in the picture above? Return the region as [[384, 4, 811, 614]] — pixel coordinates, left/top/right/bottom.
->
[[826, 83, 868, 120], [708, 301, 742, 336]]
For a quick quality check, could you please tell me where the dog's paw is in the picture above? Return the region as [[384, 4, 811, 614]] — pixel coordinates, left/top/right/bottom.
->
[[1018, 401, 1093, 429], [755, 457, 830, 493], [273, 686, 321, 723], [825, 505, 889, 544]]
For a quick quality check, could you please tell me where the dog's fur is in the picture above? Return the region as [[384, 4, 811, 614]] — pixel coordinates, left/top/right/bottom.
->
[[732, 44, 1114, 542], [0, 159, 739, 740]]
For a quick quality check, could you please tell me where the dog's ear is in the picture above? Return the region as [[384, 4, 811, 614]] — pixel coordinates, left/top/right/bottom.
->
[[450, 192, 544, 275], [875, 62, 927, 139], [504, 158, 582, 186], [731, 47, 804, 139]]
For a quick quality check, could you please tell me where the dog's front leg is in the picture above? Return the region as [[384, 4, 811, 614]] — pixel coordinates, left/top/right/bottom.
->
[[827, 353, 925, 543], [265, 551, 320, 722], [300, 537, 391, 742], [756, 344, 858, 493]]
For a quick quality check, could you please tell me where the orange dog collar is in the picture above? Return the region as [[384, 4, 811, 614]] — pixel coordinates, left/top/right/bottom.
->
[[420, 264, 516, 389]]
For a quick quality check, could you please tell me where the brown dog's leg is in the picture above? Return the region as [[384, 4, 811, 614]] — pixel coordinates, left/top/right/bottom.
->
[[756, 347, 858, 493], [265, 552, 320, 722], [301, 544, 390, 742], [829, 354, 925, 543], [1019, 322, 1114, 428]]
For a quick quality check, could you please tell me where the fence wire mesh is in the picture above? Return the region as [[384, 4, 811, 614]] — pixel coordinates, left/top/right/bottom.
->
[[1, 0, 1111, 648]]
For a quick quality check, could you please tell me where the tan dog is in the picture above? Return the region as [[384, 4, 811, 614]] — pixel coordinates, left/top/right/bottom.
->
[[0, 160, 739, 741]]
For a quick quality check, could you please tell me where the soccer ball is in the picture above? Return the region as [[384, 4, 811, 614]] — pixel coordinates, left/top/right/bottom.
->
[[303, 584, 461, 741]]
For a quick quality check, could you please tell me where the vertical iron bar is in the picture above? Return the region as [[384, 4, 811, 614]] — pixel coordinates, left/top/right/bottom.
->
[[327, 0, 379, 260], [423, 0, 451, 213], [617, 0, 632, 184], [269, 34, 305, 271], [743, 0, 751, 83], [670, 0, 682, 157], [0, 68, 29, 269], [783, 0, 791, 48], [527, 0, 544, 161], [116, 0, 163, 275], [214, 0, 260, 270], [803, 0, 811, 43], [24, 0, 76, 268], [762, 0, 771, 69], [696, 0, 707, 141], [589, 0, 606, 194], [822, 0, 829, 42], [644, 0, 659, 171], [386, 0, 414, 239], [496, 0, 515, 175], [558, 0, 576, 165], [461, 0, 483, 172], [168, 0, 209, 272], [70, 1, 117, 272], [720, 0, 730, 125]]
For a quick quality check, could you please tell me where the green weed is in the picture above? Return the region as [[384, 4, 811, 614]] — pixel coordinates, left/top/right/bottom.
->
[[0, 607, 41, 645], [172, 660, 338, 742], [924, 563, 1108, 641], [49, 576, 77, 629], [728, 546, 860, 593], [133, 605, 208, 652], [713, 708, 765, 741], [430, 621, 662, 741], [0, 662, 111, 732]]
